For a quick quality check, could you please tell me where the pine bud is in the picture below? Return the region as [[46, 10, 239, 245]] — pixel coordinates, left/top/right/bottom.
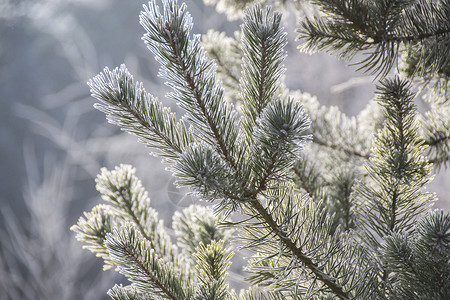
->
[[197, 169, 206, 180], [279, 123, 290, 137], [282, 123, 291, 131], [164, 21, 171, 38], [243, 187, 254, 197]]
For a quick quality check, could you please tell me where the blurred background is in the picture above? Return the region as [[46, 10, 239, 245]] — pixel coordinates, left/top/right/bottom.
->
[[1, 0, 448, 299]]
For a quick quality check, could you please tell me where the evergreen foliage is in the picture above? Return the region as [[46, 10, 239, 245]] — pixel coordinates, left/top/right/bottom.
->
[[73, 0, 449, 299]]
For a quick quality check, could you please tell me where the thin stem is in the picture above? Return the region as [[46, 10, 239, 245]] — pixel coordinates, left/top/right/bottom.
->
[[424, 135, 449, 147], [122, 247, 178, 300], [209, 50, 241, 85], [389, 98, 406, 232], [256, 39, 268, 118], [250, 199, 351, 300], [167, 31, 237, 170], [306, 27, 450, 46], [385, 28, 450, 43], [329, 0, 370, 36], [292, 165, 315, 197], [343, 183, 351, 231], [389, 189, 398, 232], [117, 188, 154, 249], [313, 136, 370, 159], [253, 143, 280, 196], [312, 0, 450, 45], [122, 101, 183, 155]]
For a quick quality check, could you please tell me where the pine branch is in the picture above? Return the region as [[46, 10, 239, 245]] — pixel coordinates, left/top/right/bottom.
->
[[193, 240, 233, 300], [140, 0, 240, 169], [164, 5, 354, 297], [71, 204, 117, 270], [240, 5, 287, 132], [425, 135, 450, 147], [72, 164, 178, 281], [292, 155, 325, 198], [97, 167, 152, 243], [241, 187, 377, 298], [420, 103, 450, 168], [249, 99, 311, 193], [327, 170, 357, 232], [108, 285, 151, 300], [311, 0, 372, 36], [298, 0, 450, 77], [172, 143, 241, 201], [240, 287, 285, 300], [312, 136, 370, 159], [299, 95, 372, 161], [202, 30, 243, 98], [382, 210, 450, 298], [210, 49, 241, 85], [173, 205, 232, 258], [171, 97, 350, 298], [96, 165, 176, 260], [89, 65, 192, 162], [360, 77, 435, 240], [383, 28, 450, 43], [248, 198, 352, 300], [106, 225, 191, 300], [354, 78, 440, 297]]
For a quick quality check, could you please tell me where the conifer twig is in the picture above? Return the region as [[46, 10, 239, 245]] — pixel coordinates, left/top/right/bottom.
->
[[249, 199, 350, 300]]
